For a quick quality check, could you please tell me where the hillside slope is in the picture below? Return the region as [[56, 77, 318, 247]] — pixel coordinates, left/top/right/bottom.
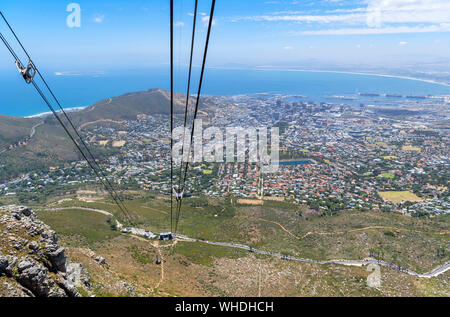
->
[[0, 115, 40, 149], [0, 205, 90, 297], [0, 88, 207, 181], [67, 88, 190, 126]]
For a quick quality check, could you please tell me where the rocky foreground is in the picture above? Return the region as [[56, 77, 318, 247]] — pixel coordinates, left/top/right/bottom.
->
[[0, 205, 90, 297]]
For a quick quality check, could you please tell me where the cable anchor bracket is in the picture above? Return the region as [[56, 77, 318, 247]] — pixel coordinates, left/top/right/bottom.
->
[[16, 59, 36, 84]]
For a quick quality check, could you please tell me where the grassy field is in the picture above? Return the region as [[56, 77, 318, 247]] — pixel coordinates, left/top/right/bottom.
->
[[379, 191, 423, 203], [25, 191, 449, 273], [174, 241, 247, 267], [378, 173, 395, 179], [402, 145, 422, 152], [22, 192, 449, 297], [35, 209, 120, 247]]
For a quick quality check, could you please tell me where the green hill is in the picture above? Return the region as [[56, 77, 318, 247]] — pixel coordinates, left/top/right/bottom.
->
[[67, 88, 190, 126], [0, 115, 40, 149], [0, 88, 207, 181]]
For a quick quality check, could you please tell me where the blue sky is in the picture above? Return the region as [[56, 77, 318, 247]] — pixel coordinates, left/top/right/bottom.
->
[[1, 0, 450, 72]]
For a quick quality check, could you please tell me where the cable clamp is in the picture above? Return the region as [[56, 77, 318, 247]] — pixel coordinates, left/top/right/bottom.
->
[[173, 186, 185, 202], [16, 59, 36, 84]]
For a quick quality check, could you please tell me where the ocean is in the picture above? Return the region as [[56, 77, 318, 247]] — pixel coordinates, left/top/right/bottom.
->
[[1, 66, 450, 117]]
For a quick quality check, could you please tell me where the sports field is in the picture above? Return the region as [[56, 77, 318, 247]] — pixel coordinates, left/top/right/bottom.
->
[[378, 191, 423, 203]]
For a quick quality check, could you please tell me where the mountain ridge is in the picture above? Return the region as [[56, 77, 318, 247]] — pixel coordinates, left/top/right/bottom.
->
[[0, 88, 208, 181]]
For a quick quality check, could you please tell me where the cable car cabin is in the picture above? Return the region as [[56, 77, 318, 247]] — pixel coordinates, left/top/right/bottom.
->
[[155, 259, 162, 265], [159, 232, 174, 241]]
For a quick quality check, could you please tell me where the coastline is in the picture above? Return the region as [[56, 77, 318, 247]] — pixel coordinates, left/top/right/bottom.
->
[[16, 68, 450, 118], [209, 66, 450, 88], [278, 69, 450, 88], [24, 106, 88, 119]]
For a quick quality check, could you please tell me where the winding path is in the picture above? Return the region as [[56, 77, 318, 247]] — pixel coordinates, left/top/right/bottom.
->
[[36, 206, 115, 217], [78, 119, 125, 132], [242, 215, 450, 240], [36, 206, 450, 279], [175, 234, 450, 278], [0, 121, 44, 154], [29, 121, 44, 138], [84, 97, 112, 113], [35, 206, 123, 229]]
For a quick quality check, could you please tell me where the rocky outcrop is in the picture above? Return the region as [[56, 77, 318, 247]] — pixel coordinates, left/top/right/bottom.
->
[[0, 205, 90, 297], [66, 261, 91, 289], [78, 248, 109, 267]]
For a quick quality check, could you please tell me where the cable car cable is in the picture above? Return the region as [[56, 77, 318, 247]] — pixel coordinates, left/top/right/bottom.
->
[[0, 11, 133, 221], [30, 79, 132, 222], [174, 0, 216, 234], [178, 0, 198, 190], [169, 0, 175, 233], [0, 28, 133, 223], [173, 0, 199, 233], [173, 0, 197, 234]]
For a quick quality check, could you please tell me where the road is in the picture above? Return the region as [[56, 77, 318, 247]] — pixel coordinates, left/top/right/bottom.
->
[[175, 235, 450, 278], [78, 119, 125, 132], [244, 215, 450, 239], [36, 206, 450, 278], [0, 121, 43, 155], [84, 97, 112, 113], [29, 121, 44, 138]]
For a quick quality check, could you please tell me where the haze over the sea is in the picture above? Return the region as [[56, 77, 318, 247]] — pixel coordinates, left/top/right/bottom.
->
[[1, 67, 450, 118]]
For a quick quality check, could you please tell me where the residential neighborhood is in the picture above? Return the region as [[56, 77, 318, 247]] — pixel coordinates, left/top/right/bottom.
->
[[2, 93, 449, 217]]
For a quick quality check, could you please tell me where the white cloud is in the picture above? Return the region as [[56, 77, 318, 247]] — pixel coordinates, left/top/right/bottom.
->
[[175, 21, 184, 27], [202, 16, 216, 27], [240, 0, 450, 35], [248, 2, 450, 26], [398, 41, 408, 45], [366, 0, 450, 27], [247, 13, 364, 24], [283, 46, 294, 50], [292, 23, 450, 35], [93, 14, 104, 23]]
